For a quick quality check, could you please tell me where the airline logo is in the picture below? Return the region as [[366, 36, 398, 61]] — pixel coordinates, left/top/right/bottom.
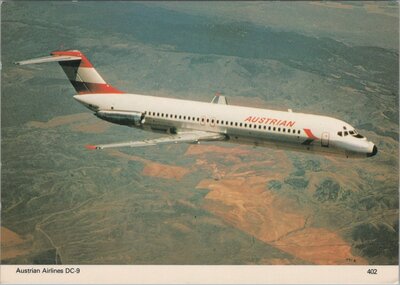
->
[[302, 128, 318, 145], [51, 50, 124, 95], [244, 116, 295, 127]]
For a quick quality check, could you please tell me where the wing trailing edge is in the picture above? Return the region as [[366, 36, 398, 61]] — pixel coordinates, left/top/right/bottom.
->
[[85, 131, 226, 150]]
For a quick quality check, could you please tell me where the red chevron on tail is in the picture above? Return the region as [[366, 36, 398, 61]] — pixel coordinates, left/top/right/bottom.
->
[[15, 50, 124, 95], [51, 50, 124, 94]]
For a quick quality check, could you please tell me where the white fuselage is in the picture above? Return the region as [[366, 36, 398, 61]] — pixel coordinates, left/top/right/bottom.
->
[[74, 93, 377, 158]]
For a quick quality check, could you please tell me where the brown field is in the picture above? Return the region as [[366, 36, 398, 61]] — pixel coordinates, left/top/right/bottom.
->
[[142, 162, 190, 180], [272, 227, 368, 265], [260, 258, 293, 265], [108, 150, 190, 180], [186, 144, 251, 156], [1, 227, 31, 260], [198, 172, 367, 264], [198, 176, 307, 242]]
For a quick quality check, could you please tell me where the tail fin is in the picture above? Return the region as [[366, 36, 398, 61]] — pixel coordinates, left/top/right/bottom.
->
[[16, 50, 124, 95]]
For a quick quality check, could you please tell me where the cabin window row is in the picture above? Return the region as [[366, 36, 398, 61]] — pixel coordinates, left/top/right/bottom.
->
[[145, 111, 301, 135]]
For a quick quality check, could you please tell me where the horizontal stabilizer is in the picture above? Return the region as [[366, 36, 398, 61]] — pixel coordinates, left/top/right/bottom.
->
[[15, 55, 82, 65]]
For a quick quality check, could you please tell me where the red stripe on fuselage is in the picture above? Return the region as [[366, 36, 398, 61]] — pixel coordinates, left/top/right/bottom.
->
[[303, 128, 318, 140]]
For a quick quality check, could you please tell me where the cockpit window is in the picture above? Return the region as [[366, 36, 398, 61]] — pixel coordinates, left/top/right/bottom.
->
[[338, 128, 365, 139]]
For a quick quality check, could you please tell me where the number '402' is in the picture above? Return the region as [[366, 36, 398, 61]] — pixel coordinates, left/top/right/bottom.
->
[[367, 269, 378, 275]]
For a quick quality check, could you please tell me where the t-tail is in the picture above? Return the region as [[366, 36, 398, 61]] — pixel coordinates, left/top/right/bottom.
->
[[15, 50, 124, 95]]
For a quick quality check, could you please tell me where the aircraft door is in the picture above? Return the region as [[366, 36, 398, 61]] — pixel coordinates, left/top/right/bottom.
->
[[321, 132, 329, 147]]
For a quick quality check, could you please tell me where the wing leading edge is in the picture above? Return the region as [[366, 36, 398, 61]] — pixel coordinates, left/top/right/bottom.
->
[[85, 131, 226, 150]]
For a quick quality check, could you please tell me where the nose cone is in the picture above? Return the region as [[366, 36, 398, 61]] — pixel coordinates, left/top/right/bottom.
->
[[367, 145, 378, 157]]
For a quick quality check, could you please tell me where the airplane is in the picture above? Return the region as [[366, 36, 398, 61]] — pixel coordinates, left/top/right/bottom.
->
[[15, 50, 377, 158]]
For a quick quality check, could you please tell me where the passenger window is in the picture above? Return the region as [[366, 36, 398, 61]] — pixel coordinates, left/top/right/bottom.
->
[[278, 128, 281, 132], [258, 125, 261, 129], [197, 118, 199, 121], [269, 126, 271, 131], [338, 132, 342, 137], [230, 122, 233, 126], [344, 131, 348, 136], [188, 116, 191, 120], [235, 122, 238, 126], [283, 128, 285, 132], [211, 119, 214, 124], [254, 125, 257, 129], [273, 127, 276, 131], [249, 124, 252, 128], [206, 119, 209, 123], [217, 120, 219, 124], [179, 115, 182, 119], [292, 129, 295, 134], [263, 126, 266, 130], [221, 120, 224, 124], [297, 130, 300, 134], [184, 116, 186, 120], [240, 123, 242, 127], [157, 113, 160, 116], [244, 124, 247, 127]]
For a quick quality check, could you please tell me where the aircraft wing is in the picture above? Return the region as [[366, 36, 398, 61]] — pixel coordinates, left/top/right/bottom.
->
[[85, 131, 226, 150]]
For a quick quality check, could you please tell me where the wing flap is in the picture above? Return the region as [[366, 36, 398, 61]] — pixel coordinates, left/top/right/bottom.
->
[[86, 131, 226, 150]]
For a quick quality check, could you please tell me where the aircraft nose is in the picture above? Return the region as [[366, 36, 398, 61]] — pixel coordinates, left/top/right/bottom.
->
[[367, 145, 378, 157]]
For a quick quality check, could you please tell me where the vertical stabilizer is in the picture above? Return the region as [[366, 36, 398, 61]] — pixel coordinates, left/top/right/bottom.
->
[[16, 50, 124, 94], [51, 50, 124, 94]]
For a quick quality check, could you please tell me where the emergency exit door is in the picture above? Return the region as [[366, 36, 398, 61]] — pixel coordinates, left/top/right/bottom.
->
[[321, 132, 329, 147]]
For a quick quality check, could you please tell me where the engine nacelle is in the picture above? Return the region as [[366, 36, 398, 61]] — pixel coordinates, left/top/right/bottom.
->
[[95, 110, 144, 127]]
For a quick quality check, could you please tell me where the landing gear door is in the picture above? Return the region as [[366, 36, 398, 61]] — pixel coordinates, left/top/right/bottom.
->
[[321, 132, 329, 147]]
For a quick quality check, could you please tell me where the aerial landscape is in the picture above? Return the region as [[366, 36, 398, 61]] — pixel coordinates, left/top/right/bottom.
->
[[1, 1, 399, 266]]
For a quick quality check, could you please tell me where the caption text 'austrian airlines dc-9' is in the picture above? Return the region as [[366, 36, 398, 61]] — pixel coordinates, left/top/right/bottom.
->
[[16, 50, 377, 158]]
